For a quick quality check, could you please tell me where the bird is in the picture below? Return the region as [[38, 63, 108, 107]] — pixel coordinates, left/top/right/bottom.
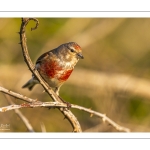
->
[[22, 42, 84, 96]]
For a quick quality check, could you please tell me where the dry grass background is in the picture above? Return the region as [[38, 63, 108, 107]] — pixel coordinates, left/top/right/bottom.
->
[[1, 18, 150, 132]]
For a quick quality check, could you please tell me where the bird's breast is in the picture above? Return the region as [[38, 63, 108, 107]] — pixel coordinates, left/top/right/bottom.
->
[[38, 59, 74, 83]]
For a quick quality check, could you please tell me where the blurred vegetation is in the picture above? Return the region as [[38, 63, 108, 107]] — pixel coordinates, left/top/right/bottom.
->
[[1, 18, 150, 132]]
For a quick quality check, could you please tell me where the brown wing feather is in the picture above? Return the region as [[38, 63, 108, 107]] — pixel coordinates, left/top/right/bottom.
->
[[36, 49, 56, 64]]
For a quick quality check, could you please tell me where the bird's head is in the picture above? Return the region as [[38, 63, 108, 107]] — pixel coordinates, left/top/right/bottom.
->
[[61, 42, 84, 61]]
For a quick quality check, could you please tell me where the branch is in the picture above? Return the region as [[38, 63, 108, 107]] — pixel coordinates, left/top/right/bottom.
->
[[19, 18, 81, 132], [0, 86, 36, 103], [71, 105, 130, 132], [0, 86, 67, 108], [40, 122, 46, 132], [0, 86, 130, 132], [0, 102, 66, 112]]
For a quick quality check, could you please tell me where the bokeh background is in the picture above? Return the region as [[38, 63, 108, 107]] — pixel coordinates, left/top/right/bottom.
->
[[1, 18, 150, 132]]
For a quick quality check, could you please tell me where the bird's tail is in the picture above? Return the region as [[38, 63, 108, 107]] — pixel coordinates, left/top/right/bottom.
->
[[22, 78, 39, 90]]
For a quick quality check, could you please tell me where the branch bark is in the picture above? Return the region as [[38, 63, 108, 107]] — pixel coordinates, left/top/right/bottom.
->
[[19, 18, 82, 132], [0, 86, 130, 132]]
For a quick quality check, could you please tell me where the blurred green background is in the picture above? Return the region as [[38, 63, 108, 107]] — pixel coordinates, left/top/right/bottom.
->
[[1, 18, 150, 132]]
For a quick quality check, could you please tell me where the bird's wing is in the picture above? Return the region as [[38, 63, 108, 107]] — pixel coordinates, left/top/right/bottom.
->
[[36, 49, 56, 64]]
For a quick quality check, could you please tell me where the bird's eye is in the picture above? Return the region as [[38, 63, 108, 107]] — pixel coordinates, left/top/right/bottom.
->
[[70, 49, 75, 53]]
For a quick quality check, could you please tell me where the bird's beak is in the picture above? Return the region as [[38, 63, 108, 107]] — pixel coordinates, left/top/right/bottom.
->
[[77, 52, 84, 59]]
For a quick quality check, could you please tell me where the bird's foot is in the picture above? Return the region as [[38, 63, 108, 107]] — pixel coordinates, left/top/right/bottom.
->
[[58, 96, 71, 109]]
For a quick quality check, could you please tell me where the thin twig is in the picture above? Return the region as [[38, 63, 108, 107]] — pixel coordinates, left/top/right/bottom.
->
[[19, 18, 82, 132], [40, 122, 46, 132], [0, 86, 36, 103], [71, 104, 130, 132], [4, 94, 34, 132], [0, 102, 66, 112]]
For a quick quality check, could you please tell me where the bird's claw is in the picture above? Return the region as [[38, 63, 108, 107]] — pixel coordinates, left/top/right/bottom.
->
[[64, 101, 71, 110], [58, 96, 71, 110]]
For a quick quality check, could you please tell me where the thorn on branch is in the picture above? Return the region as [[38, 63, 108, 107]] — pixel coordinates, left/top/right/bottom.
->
[[90, 113, 93, 117], [2, 107, 7, 112], [102, 114, 106, 123], [16, 31, 21, 34], [63, 116, 67, 120], [73, 128, 78, 132]]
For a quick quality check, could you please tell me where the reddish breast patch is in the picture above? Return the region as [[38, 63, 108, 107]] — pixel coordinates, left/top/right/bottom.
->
[[58, 69, 73, 81], [41, 60, 62, 78], [40, 60, 73, 82]]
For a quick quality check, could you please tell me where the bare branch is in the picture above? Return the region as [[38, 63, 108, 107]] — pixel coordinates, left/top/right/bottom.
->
[[40, 122, 46, 132], [0, 85, 130, 132], [0, 86, 36, 103], [0, 104, 21, 112], [0, 102, 67, 112], [4, 94, 34, 132], [71, 104, 130, 132], [0, 85, 67, 110], [0, 100, 130, 132], [19, 18, 82, 132]]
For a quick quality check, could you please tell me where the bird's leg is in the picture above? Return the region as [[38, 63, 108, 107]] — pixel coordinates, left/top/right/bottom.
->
[[55, 87, 71, 109], [58, 95, 71, 109]]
